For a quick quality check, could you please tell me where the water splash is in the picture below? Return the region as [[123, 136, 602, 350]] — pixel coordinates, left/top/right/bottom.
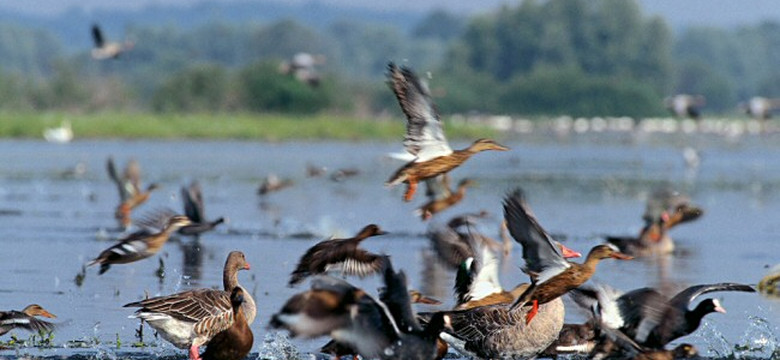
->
[[696, 320, 733, 358], [256, 332, 304, 360], [733, 316, 778, 359]]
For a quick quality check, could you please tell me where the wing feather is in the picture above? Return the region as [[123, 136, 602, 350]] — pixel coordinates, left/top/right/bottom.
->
[[387, 63, 452, 162]]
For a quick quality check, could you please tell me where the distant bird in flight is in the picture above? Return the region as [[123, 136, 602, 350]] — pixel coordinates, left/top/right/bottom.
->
[[91, 23, 134, 60]]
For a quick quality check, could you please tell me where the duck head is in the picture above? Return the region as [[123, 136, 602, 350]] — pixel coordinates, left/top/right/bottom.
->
[[587, 244, 633, 261], [22, 304, 56, 319], [356, 224, 388, 239], [468, 139, 510, 153]]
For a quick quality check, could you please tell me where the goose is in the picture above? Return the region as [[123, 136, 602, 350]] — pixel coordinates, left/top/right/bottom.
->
[[124, 251, 256, 360], [200, 287, 253, 360]]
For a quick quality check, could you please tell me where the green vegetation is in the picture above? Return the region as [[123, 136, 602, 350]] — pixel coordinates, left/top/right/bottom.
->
[[0, 0, 777, 121], [0, 112, 498, 141]]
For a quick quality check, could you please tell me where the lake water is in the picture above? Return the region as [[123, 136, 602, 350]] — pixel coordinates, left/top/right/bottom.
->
[[0, 130, 778, 359]]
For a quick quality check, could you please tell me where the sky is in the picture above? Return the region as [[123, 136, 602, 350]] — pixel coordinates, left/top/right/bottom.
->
[[3, 0, 780, 27]]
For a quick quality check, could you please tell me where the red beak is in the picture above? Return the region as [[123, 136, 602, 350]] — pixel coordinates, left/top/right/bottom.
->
[[244, 263, 251, 270]]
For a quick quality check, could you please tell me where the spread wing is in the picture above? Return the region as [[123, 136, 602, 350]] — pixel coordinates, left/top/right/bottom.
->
[[503, 188, 569, 283], [426, 224, 473, 269], [289, 239, 385, 285], [91, 24, 105, 48], [668, 283, 755, 311], [379, 259, 422, 333], [616, 288, 668, 342], [387, 63, 452, 162], [182, 182, 205, 224], [0, 311, 57, 335]]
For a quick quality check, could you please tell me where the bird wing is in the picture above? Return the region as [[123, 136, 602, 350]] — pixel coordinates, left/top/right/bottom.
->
[[617, 288, 668, 343], [379, 259, 422, 333], [387, 63, 452, 162], [125, 159, 143, 193], [424, 174, 452, 201], [503, 188, 569, 284], [135, 208, 176, 232], [427, 224, 473, 269], [668, 283, 755, 311], [91, 24, 105, 48], [0, 311, 57, 334], [460, 225, 503, 302], [182, 182, 205, 224], [126, 289, 233, 338], [107, 157, 131, 202], [289, 239, 384, 285]]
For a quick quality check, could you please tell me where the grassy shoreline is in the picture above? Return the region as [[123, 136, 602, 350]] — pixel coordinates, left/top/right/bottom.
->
[[0, 112, 498, 141]]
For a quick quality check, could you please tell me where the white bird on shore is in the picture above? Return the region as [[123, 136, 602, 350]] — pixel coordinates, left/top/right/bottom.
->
[[43, 120, 73, 144]]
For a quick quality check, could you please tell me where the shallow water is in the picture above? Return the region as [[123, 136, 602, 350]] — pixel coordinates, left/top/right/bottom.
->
[[0, 131, 778, 359]]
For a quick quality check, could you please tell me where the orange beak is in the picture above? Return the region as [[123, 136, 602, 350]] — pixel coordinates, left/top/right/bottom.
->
[[244, 263, 251, 270], [560, 244, 582, 259], [610, 252, 634, 260], [40, 310, 57, 319], [416, 296, 442, 305]]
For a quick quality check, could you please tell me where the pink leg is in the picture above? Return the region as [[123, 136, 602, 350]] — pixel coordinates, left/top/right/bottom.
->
[[189, 345, 201, 360]]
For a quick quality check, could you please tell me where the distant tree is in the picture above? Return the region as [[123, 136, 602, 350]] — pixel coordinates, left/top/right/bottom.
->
[[152, 64, 232, 112], [238, 61, 333, 114], [412, 9, 466, 41]]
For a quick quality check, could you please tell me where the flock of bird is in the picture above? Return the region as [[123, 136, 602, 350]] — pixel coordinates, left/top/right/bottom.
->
[[1, 62, 764, 360]]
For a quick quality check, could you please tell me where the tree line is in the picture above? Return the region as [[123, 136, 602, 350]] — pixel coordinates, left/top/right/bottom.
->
[[0, 0, 779, 117]]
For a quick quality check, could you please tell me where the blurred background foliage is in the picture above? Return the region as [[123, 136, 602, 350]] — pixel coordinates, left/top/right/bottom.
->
[[0, 0, 779, 117]]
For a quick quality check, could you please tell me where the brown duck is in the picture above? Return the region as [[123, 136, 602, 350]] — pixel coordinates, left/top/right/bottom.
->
[[607, 189, 703, 256], [416, 175, 476, 220], [88, 215, 191, 274], [385, 63, 508, 202], [504, 189, 632, 323], [288, 224, 388, 286], [0, 304, 57, 336], [107, 157, 160, 229], [201, 287, 254, 360]]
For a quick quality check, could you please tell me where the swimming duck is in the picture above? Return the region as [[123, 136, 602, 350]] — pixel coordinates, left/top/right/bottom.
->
[[416, 175, 476, 221], [91, 24, 134, 60], [124, 251, 255, 360], [0, 304, 57, 336], [606, 189, 703, 256], [664, 94, 705, 120], [178, 181, 226, 237], [200, 287, 253, 360], [504, 189, 633, 324], [257, 174, 293, 195], [288, 224, 388, 286], [88, 215, 191, 274], [107, 157, 160, 229], [43, 120, 73, 144], [385, 63, 509, 202]]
